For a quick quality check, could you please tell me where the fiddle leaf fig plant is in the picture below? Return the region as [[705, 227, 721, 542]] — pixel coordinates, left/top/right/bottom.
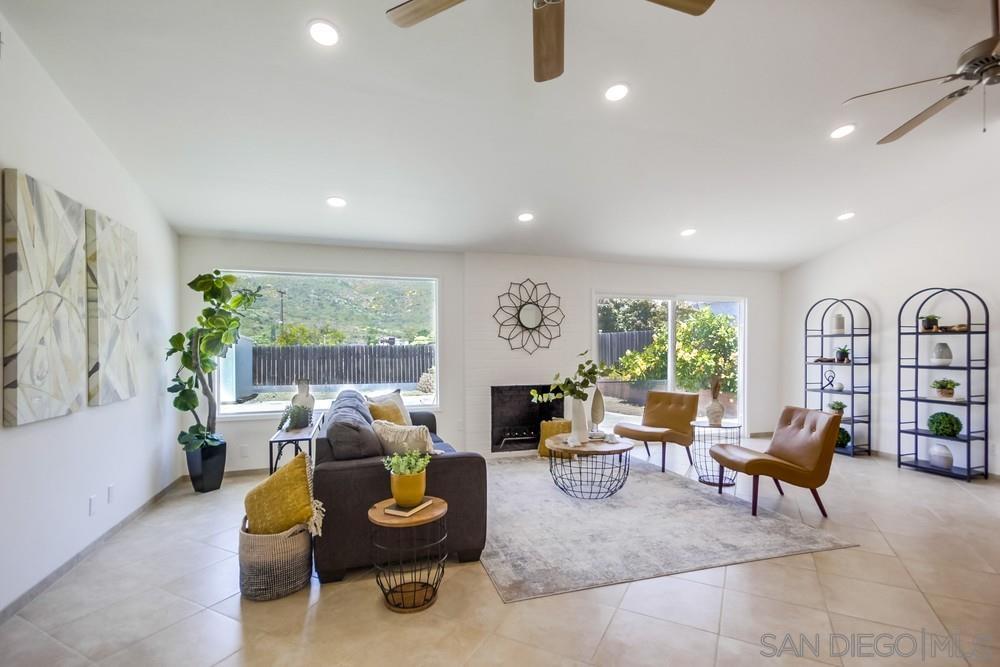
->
[[166, 271, 261, 451], [530, 351, 614, 403]]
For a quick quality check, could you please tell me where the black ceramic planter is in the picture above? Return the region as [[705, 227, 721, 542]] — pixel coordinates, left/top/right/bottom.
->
[[187, 440, 227, 493]]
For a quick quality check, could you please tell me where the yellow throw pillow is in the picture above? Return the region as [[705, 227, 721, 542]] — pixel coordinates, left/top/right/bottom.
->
[[539, 418, 572, 457], [368, 400, 406, 425], [244, 453, 325, 536], [366, 390, 412, 425]]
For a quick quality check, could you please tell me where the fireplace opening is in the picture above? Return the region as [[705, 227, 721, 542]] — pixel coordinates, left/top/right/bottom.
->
[[490, 385, 564, 453]]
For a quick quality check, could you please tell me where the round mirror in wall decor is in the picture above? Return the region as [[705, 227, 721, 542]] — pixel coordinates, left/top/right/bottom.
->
[[897, 287, 989, 482], [804, 298, 874, 457], [493, 279, 565, 354]]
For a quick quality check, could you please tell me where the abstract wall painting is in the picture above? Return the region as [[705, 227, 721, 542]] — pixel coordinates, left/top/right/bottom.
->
[[86, 210, 139, 406], [2, 169, 88, 426]]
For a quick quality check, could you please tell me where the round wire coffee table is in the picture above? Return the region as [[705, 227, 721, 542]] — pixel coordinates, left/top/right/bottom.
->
[[545, 435, 635, 499], [368, 497, 448, 613], [691, 421, 741, 487]]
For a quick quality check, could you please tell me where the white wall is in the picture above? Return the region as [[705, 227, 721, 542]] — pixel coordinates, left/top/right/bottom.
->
[[0, 13, 179, 610], [179, 237, 782, 466], [177, 236, 465, 472], [780, 197, 998, 474]]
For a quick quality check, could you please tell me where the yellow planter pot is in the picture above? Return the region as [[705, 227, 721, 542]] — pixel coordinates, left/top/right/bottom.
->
[[390, 471, 426, 508]]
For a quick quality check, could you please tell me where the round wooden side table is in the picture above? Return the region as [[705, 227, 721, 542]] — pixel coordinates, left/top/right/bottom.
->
[[367, 496, 448, 613], [545, 434, 635, 499]]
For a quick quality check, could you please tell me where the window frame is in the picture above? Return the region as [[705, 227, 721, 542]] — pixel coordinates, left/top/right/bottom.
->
[[592, 290, 748, 424], [216, 268, 441, 420]]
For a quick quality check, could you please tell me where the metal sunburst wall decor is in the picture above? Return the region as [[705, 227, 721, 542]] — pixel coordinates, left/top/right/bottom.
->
[[493, 279, 564, 354]]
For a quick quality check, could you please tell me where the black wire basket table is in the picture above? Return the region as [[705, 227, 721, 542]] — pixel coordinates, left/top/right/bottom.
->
[[691, 421, 741, 487], [545, 435, 635, 499], [368, 496, 448, 613]]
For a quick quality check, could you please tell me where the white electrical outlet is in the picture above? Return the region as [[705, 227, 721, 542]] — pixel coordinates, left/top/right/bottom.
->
[[240, 445, 250, 459], [107, 484, 114, 504], [88, 495, 96, 517]]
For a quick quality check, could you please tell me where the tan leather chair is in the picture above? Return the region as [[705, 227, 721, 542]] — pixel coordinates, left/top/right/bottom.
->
[[710, 406, 840, 517], [613, 391, 699, 472]]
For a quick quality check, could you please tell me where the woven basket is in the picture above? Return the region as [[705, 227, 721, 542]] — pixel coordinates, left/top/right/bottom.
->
[[239, 517, 313, 601]]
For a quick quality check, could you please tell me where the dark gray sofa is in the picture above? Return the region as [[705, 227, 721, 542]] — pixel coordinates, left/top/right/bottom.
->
[[312, 390, 487, 582]]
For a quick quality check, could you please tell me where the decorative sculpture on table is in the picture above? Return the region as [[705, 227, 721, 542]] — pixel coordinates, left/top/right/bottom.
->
[[706, 376, 725, 426], [3, 169, 88, 426], [493, 278, 564, 354], [291, 378, 315, 410], [86, 210, 139, 406]]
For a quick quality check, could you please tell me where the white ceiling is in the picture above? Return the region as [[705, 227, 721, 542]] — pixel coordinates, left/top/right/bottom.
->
[[2, 0, 996, 269]]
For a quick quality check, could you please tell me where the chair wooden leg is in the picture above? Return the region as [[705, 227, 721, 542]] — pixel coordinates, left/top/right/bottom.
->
[[718, 465, 724, 494], [810, 488, 828, 518], [773, 478, 784, 495], [751, 476, 759, 516], [643, 441, 651, 458], [684, 446, 693, 465], [661, 443, 666, 473]]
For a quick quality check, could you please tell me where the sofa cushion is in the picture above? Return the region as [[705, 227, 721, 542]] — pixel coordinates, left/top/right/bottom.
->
[[325, 391, 382, 460], [244, 453, 325, 535], [365, 389, 412, 426], [333, 389, 373, 424], [368, 400, 406, 425], [372, 420, 435, 455]]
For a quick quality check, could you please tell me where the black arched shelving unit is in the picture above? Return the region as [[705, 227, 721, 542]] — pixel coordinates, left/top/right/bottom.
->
[[804, 298, 872, 456], [898, 288, 989, 481]]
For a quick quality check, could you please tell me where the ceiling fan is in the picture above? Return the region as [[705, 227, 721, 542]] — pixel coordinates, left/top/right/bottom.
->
[[385, 0, 716, 82], [845, 0, 1000, 144]]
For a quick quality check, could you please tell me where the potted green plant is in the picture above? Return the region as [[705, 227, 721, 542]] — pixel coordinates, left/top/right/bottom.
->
[[383, 450, 432, 508], [921, 314, 940, 332], [927, 412, 963, 438], [836, 427, 851, 449], [835, 345, 850, 363], [827, 400, 847, 416], [530, 351, 613, 443], [166, 271, 260, 492], [930, 378, 960, 399], [278, 404, 313, 431]]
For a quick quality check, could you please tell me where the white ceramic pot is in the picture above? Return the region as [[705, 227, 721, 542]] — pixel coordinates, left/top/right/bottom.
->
[[928, 442, 954, 469], [570, 398, 589, 443], [930, 343, 953, 367], [831, 313, 846, 335]]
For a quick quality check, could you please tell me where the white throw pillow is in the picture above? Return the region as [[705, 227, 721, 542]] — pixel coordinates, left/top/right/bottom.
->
[[372, 420, 434, 455], [366, 389, 412, 426]]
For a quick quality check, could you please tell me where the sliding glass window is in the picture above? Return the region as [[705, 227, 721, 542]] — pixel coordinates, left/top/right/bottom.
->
[[596, 296, 745, 428], [218, 271, 438, 415]]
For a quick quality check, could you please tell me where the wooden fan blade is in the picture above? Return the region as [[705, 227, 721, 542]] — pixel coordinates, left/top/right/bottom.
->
[[387, 0, 465, 27], [645, 0, 716, 16], [843, 74, 960, 105], [877, 83, 978, 144], [533, 1, 565, 82]]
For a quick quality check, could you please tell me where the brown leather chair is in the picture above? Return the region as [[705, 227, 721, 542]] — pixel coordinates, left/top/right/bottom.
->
[[613, 391, 699, 472], [710, 406, 840, 517]]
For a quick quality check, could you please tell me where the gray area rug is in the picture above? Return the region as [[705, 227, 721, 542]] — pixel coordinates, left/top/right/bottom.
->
[[481, 457, 854, 603]]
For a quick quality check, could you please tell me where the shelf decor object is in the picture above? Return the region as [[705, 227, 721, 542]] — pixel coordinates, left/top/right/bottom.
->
[[804, 298, 873, 456], [897, 288, 989, 482]]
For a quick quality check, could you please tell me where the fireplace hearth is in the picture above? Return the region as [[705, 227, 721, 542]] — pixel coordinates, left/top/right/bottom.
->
[[491, 385, 564, 453]]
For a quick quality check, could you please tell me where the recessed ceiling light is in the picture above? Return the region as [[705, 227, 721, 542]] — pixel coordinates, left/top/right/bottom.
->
[[604, 84, 629, 102], [517, 212, 535, 223], [680, 228, 697, 237], [309, 20, 340, 46], [836, 211, 855, 221], [830, 124, 856, 139], [326, 196, 347, 208]]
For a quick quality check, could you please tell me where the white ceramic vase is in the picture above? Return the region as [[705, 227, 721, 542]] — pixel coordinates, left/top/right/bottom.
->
[[930, 343, 953, 367], [928, 442, 954, 469], [831, 313, 846, 335], [706, 399, 725, 427], [570, 398, 589, 444]]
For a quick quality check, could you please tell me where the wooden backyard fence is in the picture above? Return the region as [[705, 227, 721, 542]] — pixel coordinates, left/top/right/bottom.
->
[[251, 344, 436, 386], [597, 330, 654, 366]]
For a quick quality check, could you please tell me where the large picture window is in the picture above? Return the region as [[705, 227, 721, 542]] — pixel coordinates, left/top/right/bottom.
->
[[218, 271, 438, 415]]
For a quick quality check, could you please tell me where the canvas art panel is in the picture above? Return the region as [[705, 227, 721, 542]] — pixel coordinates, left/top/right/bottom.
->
[[86, 210, 139, 405], [2, 169, 88, 426]]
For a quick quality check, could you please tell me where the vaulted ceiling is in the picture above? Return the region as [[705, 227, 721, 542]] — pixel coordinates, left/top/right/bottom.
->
[[1, 0, 995, 268]]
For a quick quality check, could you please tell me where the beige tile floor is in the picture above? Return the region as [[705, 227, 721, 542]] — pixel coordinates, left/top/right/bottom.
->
[[3, 441, 1000, 666]]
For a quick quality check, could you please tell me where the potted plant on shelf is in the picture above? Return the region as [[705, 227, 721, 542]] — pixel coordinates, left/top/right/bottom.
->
[[278, 404, 313, 431], [835, 345, 850, 363], [827, 400, 847, 416], [166, 271, 260, 493], [927, 411, 962, 469], [836, 427, 851, 449], [921, 314, 940, 332], [383, 450, 432, 508], [530, 351, 613, 444], [930, 379, 960, 399]]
